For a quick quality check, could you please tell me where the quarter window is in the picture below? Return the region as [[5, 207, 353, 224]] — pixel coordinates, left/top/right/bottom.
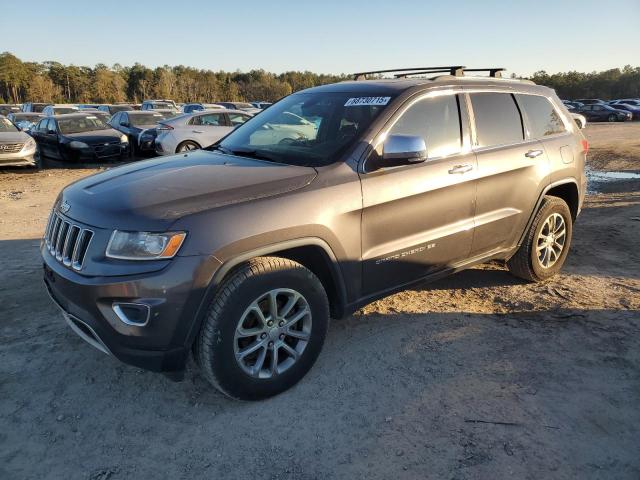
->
[[387, 94, 462, 158], [192, 113, 225, 126], [228, 113, 250, 126], [469, 93, 523, 147], [515, 94, 566, 138]]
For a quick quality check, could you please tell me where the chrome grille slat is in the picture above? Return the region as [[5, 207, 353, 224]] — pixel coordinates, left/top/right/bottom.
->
[[43, 209, 94, 271], [0, 142, 24, 154]]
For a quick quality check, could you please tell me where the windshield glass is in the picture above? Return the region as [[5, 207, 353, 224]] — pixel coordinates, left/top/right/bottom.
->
[[16, 114, 42, 123], [54, 107, 78, 114], [129, 112, 173, 126], [58, 116, 109, 134], [151, 102, 173, 110], [217, 92, 392, 167], [0, 118, 19, 132]]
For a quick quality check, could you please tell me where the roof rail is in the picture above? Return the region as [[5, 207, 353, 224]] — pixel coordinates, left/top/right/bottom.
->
[[352, 66, 506, 80], [353, 66, 465, 81], [463, 68, 506, 78]]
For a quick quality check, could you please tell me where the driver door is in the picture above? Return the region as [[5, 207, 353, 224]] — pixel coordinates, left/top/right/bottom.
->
[[360, 93, 477, 295]]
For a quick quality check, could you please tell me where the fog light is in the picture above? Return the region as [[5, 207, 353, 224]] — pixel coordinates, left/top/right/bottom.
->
[[112, 302, 151, 326]]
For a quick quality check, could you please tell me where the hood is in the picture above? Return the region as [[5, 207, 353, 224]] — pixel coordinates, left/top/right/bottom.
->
[[60, 150, 317, 230], [65, 128, 123, 144], [0, 131, 31, 143]]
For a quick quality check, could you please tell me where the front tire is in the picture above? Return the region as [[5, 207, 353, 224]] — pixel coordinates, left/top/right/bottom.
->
[[507, 196, 573, 282], [195, 257, 329, 400], [608, 114, 617, 122]]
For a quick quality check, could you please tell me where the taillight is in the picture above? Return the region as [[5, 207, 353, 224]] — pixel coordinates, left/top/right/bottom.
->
[[157, 123, 173, 131], [581, 139, 589, 155]]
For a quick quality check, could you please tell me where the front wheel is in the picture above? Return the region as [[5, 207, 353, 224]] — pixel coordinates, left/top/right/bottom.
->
[[608, 114, 618, 122], [507, 196, 573, 282], [195, 257, 329, 400]]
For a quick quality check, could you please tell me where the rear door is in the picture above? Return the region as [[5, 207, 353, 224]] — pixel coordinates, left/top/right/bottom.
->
[[191, 112, 231, 146], [466, 91, 550, 257], [360, 92, 477, 295]]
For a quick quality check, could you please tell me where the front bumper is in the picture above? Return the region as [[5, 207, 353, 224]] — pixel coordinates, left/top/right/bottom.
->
[[0, 146, 37, 167], [67, 143, 129, 161], [42, 244, 221, 372]]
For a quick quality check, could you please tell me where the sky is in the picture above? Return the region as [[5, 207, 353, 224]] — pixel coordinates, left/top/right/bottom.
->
[[1, 0, 639, 76]]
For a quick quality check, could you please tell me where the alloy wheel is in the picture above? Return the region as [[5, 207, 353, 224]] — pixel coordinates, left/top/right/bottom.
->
[[233, 288, 312, 378], [536, 213, 567, 268]]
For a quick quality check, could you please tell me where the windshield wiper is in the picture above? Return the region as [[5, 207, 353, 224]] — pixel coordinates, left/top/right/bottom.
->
[[226, 148, 281, 163]]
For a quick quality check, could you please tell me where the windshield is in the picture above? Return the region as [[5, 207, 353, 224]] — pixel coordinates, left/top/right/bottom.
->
[[0, 118, 18, 132], [129, 112, 173, 126], [216, 92, 392, 167], [16, 114, 42, 123], [150, 102, 173, 110], [58, 116, 109, 134], [54, 107, 78, 114]]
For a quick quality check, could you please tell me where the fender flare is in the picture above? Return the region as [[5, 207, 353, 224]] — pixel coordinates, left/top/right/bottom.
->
[[184, 237, 348, 348], [516, 178, 580, 248]]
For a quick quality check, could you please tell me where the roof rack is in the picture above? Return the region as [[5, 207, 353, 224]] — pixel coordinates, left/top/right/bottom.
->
[[352, 66, 506, 81]]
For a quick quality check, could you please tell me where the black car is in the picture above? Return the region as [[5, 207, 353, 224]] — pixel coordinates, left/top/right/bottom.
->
[[98, 104, 135, 115], [30, 113, 129, 162], [574, 98, 605, 105], [109, 110, 175, 156], [577, 104, 632, 122]]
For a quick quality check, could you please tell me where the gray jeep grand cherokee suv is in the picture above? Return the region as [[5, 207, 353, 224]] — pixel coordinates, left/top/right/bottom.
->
[[43, 66, 587, 400]]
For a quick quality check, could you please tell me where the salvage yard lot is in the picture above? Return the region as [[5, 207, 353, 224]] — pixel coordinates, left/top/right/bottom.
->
[[1, 123, 639, 479]]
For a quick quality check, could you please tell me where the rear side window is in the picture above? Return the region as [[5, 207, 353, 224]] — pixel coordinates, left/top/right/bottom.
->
[[388, 94, 462, 158], [469, 93, 523, 147], [516, 94, 566, 138]]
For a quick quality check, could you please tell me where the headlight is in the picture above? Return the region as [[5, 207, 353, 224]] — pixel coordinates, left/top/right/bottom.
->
[[23, 137, 36, 150], [69, 141, 89, 149], [106, 230, 186, 260], [120, 134, 128, 143]]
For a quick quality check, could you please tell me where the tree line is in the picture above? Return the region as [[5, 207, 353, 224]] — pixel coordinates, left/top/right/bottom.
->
[[0, 52, 638, 104]]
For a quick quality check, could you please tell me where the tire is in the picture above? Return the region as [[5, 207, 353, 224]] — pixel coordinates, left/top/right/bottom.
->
[[608, 114, 617, 122], [176, 140, 201, 153], [507, 196, 573, 282], [195, 256, 329, 400]]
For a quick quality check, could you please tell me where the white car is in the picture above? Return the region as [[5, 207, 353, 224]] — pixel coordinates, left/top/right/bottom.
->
[[248, 111, 318, 146], [571, 113, 587, 129], [155, 109, 253, 155]]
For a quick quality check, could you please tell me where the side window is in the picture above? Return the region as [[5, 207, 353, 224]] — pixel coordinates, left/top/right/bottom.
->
[[228, 113, 250, 126], [469, 93, 523, 147], [111, 112, 120, 125], [387, 94, 462, 158], [515, 94, 566, 138], [46, 119, 55, 132], [199, 113, 224, 126], [120, 113, 128, 125], [593, 105, 603, 111]]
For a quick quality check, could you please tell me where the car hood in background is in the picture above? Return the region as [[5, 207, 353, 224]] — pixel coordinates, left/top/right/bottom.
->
[[64, 129, 123, 144], [0, 131, 31, 143], [60, 150, 317, 230]]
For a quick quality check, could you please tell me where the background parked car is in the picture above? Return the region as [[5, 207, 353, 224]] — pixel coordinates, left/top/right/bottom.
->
[[21, 102, 51, 113], [563, 101, 585, 111], [75, 108, 112, 123], [574, 98, 606, 105], [155, 109, 252, 155], [247, 110, 318, 145], [7, 112, 44, 131], [109, 110, 176, 156], [571, 112, 587, 129], [608, 99, 640, 107], [42, 104, 79, 116], [98, 104, 135, 115], [0, 115, 38, 167], [30, 113, 128, 162], [577, 104, 631, 122], [141, 99, 179, 113], [0, 104, 21, 116], [251, 101, 272, 109], [214, 102, 262, 114], [606, 103, 640, 119], [181, 103, 224, 114]]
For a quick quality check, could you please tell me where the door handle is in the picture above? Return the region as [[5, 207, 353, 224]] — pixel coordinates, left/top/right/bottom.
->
[[525, 149, 544, 158], [448, 164, 473, 174], [192, 130, 204, 134]]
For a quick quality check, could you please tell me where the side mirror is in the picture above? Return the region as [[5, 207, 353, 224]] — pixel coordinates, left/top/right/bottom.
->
[[382, 134, 427, 166]]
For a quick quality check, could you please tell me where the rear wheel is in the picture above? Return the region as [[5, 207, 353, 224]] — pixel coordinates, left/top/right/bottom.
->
[[176, 140, 200, 153], [195, 257, 329, 400], [507, 196, 573, 282]]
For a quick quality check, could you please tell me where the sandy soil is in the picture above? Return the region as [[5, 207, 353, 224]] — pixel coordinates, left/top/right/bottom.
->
[[1, 124, 639, 479]]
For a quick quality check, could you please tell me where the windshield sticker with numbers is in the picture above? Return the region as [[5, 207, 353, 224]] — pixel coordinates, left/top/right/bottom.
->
[[344, 96, 391, 107]]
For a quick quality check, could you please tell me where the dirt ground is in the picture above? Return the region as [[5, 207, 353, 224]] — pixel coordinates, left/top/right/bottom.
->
[[1, 123, 639, 479]]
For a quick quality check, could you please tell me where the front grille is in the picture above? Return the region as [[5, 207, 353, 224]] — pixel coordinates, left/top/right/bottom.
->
[[0, 142, 24, 154], [44, 210, 94, 271], [93, 141, 122, 158]]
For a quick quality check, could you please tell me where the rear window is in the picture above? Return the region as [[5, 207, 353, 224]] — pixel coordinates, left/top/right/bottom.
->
[[469, 93, 523, 147], [516, 94, 566, 138]]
